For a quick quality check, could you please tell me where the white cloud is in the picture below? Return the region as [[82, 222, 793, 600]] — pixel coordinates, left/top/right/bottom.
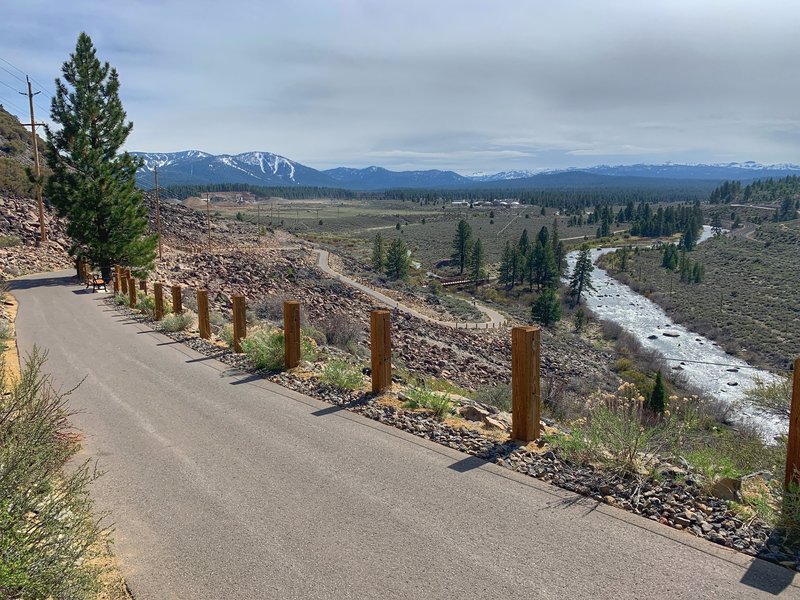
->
[[0, 0, 798, 172]]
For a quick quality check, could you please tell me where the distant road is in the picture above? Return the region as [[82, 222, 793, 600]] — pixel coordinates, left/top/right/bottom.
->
[[12, 271, 798, 599], [315, 249, 506, 328]]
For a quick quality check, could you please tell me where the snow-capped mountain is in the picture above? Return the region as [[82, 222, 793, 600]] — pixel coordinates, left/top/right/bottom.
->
[[132, 150, 336, 188], [133, 149, 800, 190], [468, 169, 544, 182], [468, 162, 800, 182], [323, 166, 470, 189]]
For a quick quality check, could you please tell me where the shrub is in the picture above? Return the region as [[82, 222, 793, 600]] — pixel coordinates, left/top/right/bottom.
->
[[781, 481, 800, 546], [160, 311, 194, 332], [743, 374, 792, 418], [473, 384, 511, 412], [241, 328, 285, 370], [319, 314, 362, 352], [322, 360, 364, 391], [113, 292, 128, 306], [0, 349, 105, 598], [138, 294, 171, 320], [219, 323, 235, 347], [0, 235, 21, 248], [550, 383, 693, 474], [403, 387, 452, 420]]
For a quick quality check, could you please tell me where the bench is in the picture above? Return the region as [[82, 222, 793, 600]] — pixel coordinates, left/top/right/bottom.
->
[[83, 272, 107, 292]]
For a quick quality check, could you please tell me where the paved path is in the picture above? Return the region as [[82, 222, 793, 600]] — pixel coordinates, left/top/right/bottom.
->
[[11, 271, 798, 599], [315, 249, 506, 329]]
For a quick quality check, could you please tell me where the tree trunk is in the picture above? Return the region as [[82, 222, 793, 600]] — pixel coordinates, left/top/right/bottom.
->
[[100, 259, 112, 282]]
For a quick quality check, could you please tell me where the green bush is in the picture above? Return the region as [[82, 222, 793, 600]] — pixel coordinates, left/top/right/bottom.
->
[[219, 323, 235, 347], [402, 387, 452, 420], [549, 383, 693, 474], [472, 384, 511, 412], [0, 235, 21, 248], [137, 294, 171, 320], [241, 328, 285, 370], [0, 348, 105, 598], [322, 360, 364, 391], [160, 311, 194, 332], [781, 481, 800, 546], [113, 292, 128, 306]]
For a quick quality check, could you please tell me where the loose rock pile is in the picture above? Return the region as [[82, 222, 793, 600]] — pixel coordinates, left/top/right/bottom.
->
[[0, 196, 73, 278]]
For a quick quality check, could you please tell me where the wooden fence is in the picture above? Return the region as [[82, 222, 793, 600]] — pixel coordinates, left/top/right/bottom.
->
[[112, 264, 800, 482]]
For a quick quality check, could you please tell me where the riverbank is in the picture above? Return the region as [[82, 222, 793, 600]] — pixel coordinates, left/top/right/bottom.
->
[[566, 227, 785, 437], [596, 221, 800, 375]]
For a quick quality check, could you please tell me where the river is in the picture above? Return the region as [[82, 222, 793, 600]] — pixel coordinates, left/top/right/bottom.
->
[[565, 226, 784, 437]]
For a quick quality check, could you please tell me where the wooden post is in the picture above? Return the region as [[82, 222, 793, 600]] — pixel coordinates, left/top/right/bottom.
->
[[120, 271, 128, 294], [127, 277, 137, 308], [154, 283, 164, 321], [284, 301, 301, 369], [786, 358, 800, 489], [171, 285, 182, 314], [197, 289, 211, 339], [511, 325, 541, 443], [232, 294, 246, 353], [139, 279, 147, 294], [370, 310, 391, 394], [113, 265, 121, 293]]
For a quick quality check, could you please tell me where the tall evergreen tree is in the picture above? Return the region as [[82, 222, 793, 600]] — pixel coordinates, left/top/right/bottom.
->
[[385, 238, 410, 280], [499, 241, 513, 287], [46, 33, 156, 280], [568, 244, 595, 305], [371, 233, 386, 273], [518, 228, 530, 256], [531, 287, 561, 326], [469, 238, 485, 289], [451, 219, 473, 274], [648, 370, 666, 414]]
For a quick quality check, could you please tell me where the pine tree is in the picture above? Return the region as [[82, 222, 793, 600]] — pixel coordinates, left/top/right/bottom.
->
[[385, 238, 410, 280], [499, 241, 513, 287], [469, 238, 485, 289], [371, 234, 386, 273], [568, 244, 595, 305], [451, 219, 473, 274], [45, 33, 156, 280], [518, 228, 530, 256], [648, 370, 666, 413], [531, 287, 561, 326]]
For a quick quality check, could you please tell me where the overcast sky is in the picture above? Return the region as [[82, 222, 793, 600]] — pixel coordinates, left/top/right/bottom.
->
[[1, 1, 799, 174]]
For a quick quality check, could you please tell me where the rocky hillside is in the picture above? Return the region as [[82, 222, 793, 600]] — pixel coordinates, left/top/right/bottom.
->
[[0, 105, 48, 197]]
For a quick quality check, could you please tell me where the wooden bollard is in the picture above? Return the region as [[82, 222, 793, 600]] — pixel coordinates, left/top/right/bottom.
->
[[232, 294, 246, 353], [139, 279, 147, 294], [370, 309, 391, 394], [171, 285, 182, 314], [113, 265, 121, 293], [127, 276, 137, 308], [511, 325, 541, 443], [197, 289, 211, 339], [786, 357, 800, 489], [121, 270, 128, 294], [153, 283, 164, 321], [284, 301, 301, 369]]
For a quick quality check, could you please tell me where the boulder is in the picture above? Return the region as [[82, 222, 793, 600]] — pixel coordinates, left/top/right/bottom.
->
[[711, 477, 741, 501]]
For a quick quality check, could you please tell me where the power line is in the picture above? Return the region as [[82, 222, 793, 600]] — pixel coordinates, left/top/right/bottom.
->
[[0, 62, 24, 83], [0, 56, 53, 98], [0, 92, 29, 116]]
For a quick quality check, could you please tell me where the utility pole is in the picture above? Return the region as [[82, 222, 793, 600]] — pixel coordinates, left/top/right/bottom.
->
[[206, 193, 211, 251], [154, 166, 162, 260], [20, 76, 46, 243]]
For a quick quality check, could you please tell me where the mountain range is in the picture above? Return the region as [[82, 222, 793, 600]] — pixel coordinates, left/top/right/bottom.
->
[[132, 150, 800, 191]]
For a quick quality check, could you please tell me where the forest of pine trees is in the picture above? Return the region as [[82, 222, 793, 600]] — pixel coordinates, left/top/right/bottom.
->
[[709, 176, 800, 223]]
